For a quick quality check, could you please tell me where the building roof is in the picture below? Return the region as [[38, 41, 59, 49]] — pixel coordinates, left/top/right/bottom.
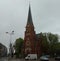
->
[[0, 43, 7, 49]]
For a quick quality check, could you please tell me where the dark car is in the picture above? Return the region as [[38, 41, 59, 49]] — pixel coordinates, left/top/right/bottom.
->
[[40, 55, 49, 61]]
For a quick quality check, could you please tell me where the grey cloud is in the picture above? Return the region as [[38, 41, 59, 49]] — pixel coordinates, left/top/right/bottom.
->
[[0, 0, 60, 49]]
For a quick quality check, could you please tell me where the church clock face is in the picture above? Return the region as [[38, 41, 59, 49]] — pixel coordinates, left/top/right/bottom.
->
[[26, 41, 31, 46]]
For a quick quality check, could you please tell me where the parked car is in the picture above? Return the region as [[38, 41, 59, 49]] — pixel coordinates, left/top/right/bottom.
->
[[44, 55, 50, 58], [40, 55, 49, 61], [55, 56, 60, 60]]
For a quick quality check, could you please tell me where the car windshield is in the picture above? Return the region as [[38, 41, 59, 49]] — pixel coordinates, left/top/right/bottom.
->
[[40, 56, 48, 58]]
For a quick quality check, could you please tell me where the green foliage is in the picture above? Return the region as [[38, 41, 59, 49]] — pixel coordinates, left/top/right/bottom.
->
[[14, 38, 24, 58], [40, 32, 59, 56], [48, 33, 58, 56], [41, 33, 49, 53], [48, 33, 58, 43], [55, 42, 60, 55]]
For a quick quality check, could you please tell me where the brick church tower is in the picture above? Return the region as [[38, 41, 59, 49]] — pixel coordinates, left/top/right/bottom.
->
[[23, 5, 42, 56], [24, 5, 36, 54]]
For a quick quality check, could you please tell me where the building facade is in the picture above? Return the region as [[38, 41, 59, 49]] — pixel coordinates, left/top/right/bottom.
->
[[24, 6, 42, 56], [0, 43, 7, 57]]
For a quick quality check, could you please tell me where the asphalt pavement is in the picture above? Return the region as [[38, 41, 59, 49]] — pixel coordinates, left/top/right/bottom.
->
[[0, 57, 8, 61], [0, 57, 56, 61]]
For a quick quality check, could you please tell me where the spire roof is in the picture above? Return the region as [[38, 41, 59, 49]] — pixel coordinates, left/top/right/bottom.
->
[[27, 5, 33, 25]]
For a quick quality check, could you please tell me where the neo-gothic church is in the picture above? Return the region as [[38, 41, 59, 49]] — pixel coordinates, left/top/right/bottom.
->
[[24, 5, 42, 56]]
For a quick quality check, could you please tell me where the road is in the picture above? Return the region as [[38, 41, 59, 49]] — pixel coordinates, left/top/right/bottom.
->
[[0, 57, 8, 61], [0, 57, 55, 61]]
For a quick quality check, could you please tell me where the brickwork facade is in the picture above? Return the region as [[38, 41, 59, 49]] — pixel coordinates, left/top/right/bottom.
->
[[24, 5, 42, 56]]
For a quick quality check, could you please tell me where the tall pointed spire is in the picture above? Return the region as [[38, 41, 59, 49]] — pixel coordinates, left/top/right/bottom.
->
[[27, 5, 33, 25]]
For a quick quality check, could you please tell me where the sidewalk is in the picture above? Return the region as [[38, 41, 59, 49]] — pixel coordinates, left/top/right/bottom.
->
[[8, 59, 20, 61]]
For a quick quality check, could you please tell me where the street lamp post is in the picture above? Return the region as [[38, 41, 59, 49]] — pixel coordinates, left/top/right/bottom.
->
[[6, 31, 14, 58]]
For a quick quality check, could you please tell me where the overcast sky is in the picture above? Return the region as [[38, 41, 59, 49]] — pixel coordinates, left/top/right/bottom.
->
[[0, 0, 60, 49]]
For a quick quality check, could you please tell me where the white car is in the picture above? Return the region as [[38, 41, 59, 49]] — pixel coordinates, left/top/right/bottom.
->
[[40, 55, 49, 61]]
